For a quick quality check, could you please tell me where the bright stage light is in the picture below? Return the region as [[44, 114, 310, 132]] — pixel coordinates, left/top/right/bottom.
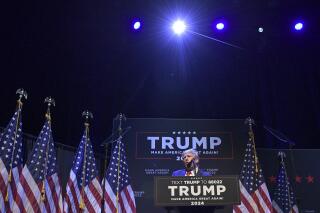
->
[[133, 21, 141, 30], [294, 22, 303, 31], [216, 22, 225, 30], [258, 27, 264, 33], [172, 20, 186, 35]]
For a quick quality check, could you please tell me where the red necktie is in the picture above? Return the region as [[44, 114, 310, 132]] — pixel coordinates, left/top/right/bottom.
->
[[186, 171, 192, 176]]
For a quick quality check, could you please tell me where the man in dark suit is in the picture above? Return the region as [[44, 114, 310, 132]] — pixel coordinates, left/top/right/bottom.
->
[[172, 149, 211, 177]]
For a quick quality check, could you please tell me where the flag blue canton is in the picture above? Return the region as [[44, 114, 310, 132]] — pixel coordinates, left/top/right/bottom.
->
[[26, 120, 57, 182], [0, 109, 23, 169], [105, 139, 131, 194], [273, 163, 298, 213], [239, 142, 265, 194], [72, 131, 98, 188]]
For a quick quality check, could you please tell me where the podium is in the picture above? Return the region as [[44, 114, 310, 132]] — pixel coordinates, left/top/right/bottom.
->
[[154, 176, 240, 207]]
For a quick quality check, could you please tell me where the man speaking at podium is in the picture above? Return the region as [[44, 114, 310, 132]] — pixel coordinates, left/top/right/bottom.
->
[[172, 149, 211, 177], [168, 149, 215, 213]]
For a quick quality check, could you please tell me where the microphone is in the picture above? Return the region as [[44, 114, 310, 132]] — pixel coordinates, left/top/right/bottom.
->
[[186, 159, 195, 171]]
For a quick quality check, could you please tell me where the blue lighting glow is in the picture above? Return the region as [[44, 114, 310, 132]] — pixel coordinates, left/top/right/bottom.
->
[[294, 22, 303, 31], [216, 23, 225, 30], [133, 21, 141, 30], [172, 19, 187, 35]]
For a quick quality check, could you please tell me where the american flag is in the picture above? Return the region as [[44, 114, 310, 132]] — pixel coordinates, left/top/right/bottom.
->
[[0, 108, 23, 213], [104, 138, 136, 213], [13, 117, 63, 212], [233, 138, 273, 213], [64, 127, 102, 213], [272, 160, 299, 213]]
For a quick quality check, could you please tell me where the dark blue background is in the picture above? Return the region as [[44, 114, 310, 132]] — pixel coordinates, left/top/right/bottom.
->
[[0, 0, 319, 150]]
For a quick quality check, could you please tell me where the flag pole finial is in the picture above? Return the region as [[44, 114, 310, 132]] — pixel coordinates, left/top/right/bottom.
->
[[16, 88, 27, 107], [16, 88, 28, 101], [44, 97, 55, 121], [245, 117, 255, 130], [115, 113, 126, 137], [278, 151, 286, 163], [82, 110, 93, 127]]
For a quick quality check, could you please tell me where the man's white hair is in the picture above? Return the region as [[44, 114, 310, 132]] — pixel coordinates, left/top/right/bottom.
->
[[181, 149, 199, 164]]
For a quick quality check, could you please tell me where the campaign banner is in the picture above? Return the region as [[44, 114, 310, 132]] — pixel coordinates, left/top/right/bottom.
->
[[123, 118, 248, 213], [154, 176, 240, 206], [136, 131, 234, 160]]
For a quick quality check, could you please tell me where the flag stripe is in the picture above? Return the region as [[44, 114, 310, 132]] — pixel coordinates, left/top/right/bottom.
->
[[66, 193, 72, 213], [67, 178, 80, 212], [45, 178, 54, 213], [10, 167, 22, 213], [240, 193, 255, 212], [19, 168, 40, 213], [252, 191, 264, 212], [88, 178, 102, 209], [0, 159, 8, 213], [47, 174, 62, 212], [233, 206, 242, 213], [118, 194, 126, 213], [272, 200, 284, 213], [83, 189, 95, 213], [258, 183, 273, 211], [123, 186, 136, 213], [104, 181, 117, 213], [0, 188, 6, 213]]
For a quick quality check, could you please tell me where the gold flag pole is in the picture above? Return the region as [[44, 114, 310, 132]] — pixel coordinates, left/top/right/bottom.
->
[[41, 97, 55, 202], [5, 88, 27, 202], [115, 113, 125, 213], [245, 117, 259, 173], [79, 111, 93, 211]]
